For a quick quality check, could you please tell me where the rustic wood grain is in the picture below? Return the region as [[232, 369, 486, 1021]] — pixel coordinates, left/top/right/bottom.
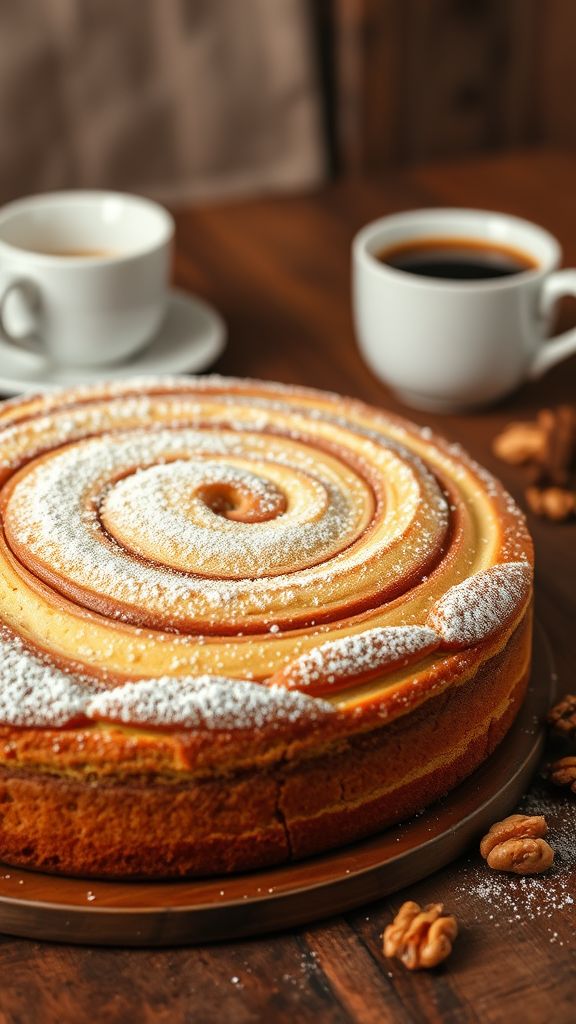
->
[[533, 0, 576, 147], [0, 150, 575, 1023], [331, 0, 404, 172], [329, 0, 576, 170]]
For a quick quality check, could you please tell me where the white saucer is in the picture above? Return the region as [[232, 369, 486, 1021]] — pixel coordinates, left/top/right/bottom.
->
[[0, 289, 226, 396]]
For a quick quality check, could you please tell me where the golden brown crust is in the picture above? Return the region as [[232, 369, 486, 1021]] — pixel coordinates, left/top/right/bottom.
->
[[0, 376, 534, 877], [0, 616, 530, 878]]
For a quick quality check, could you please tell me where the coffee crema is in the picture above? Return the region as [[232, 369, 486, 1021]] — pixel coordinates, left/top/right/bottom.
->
[[375, 237, 539, 280], [16, 247, 117, 259]]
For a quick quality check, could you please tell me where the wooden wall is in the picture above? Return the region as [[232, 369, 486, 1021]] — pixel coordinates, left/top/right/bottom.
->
[[326, 0, 576, 173]]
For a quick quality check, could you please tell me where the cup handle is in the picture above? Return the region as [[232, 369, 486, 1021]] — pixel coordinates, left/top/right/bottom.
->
[[530, 269, 576, 379], [0, 273, 43, 358]]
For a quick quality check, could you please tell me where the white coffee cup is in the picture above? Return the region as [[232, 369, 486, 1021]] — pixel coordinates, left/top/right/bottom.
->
[[353, 208, 576, 411], [0, 190, 174, 367]]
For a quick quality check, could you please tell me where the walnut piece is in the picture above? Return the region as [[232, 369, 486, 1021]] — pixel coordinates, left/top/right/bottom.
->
[[547, 694, 576, 740], [383, 900, 458, 970], [480, 813, 554, 874], [549, 756, 576, 794], [493, 405, 576, 492], [479, 813, 547, 858], [538, 406, 576, 487], [492, 422, 545, 465], [485, 837, 554, 874], [525, 485, 576, 522]]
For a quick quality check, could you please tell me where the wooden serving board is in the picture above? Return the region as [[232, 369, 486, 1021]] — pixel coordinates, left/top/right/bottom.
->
[[0, 625, 554, 947]]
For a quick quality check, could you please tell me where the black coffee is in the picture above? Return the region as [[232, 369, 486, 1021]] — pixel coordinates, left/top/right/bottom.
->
[[376, 237, 538, 280]]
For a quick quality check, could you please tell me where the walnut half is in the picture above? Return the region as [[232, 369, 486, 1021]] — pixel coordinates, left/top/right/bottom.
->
[[547, 694, 576, 740], [525, 485, 576, 522], [485, 837, 554, 874], [480, 813, 554, 874], [549, 756, 576, 794], [492, 406, 576, 522], [383, 900, 458, 970], [493, 406, 576, 484], [492, 421, 546, 465]]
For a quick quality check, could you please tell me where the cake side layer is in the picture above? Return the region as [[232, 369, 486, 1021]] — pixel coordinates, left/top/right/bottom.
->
[[0, 602, 529, 780], [0, 612, 530, 878]]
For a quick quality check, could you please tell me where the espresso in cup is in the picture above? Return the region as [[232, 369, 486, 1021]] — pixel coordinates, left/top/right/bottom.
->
[[376, 237, 539, 281], [353, 208, 576, 411]]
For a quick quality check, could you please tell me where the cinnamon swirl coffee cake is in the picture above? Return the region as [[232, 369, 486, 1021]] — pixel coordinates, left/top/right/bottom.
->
[[0, 377, 533, 877]]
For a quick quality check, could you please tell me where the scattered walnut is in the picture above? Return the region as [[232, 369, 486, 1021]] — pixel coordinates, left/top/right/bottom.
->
[[479, 813, 547, 857], [549, 756, 576, 794], [492, 422, 545, 465], [547, 694, 576, 740], [480, 813, 554, 874], [383, 900, 458, 970], [525, 485, 576, 521], [492, 406, 576, 513], [485, 837, 554, 874], [538, 406, 576, 486]]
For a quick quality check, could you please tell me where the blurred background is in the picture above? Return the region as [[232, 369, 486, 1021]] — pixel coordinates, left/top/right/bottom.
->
[[2, 0, 575, 205]]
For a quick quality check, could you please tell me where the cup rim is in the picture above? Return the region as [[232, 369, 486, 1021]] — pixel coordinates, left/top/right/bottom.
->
[[353, 207, 562, 290], [0, 189, 174, 266]]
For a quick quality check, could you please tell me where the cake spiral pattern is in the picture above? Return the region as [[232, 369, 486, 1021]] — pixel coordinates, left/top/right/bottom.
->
[[0, 377, 533, 878]]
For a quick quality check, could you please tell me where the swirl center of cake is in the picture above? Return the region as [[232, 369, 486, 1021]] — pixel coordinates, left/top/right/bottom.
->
[[99, 458, 361, 578], [1, 417, 450, 634]]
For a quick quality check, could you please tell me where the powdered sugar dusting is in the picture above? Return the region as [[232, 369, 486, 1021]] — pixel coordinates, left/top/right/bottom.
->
[[0, 627, 333, 732], [87, 675, 334, 730], [4, 417, 447, 630], [4, 429, 372, 625], [100, 457, 350, 579], [427, 562, 532, 647], [277, 626, 440, 691], [0, 628, 99, 727], [0, 375, 534, 735]]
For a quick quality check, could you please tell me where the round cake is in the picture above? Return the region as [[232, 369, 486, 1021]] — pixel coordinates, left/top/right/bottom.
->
[[0, 376, 533, 878]]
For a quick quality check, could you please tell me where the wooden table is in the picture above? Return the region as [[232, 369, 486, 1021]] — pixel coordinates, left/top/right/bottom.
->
[[1, 150, 575, 1024]]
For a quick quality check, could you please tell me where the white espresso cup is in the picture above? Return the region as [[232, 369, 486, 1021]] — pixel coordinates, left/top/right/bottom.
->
[[0, 190, 174, 367], [353, 208, 576, 411]]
